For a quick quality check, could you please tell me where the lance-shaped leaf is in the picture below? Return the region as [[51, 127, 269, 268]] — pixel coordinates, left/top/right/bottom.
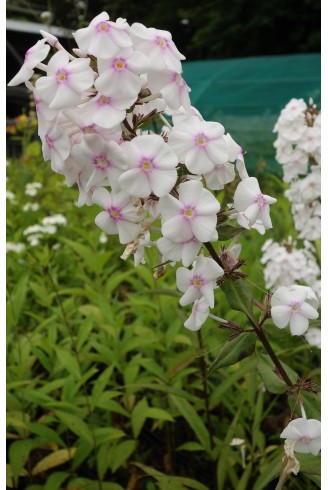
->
[[257, 353, 298, 394], [221, 279, 257, 323], [207, 332, 257, 376]]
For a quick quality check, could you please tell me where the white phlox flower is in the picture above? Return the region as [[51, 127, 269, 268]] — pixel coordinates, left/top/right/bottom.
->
[[280, 418, 321, 456], [168, 115, 229, 174], [78, 92, 132, 130], [73, 12, 132, 59], [36, 50, 95, 110], [233, 177, 276, 230], [270, 285, 319, 335], [147, 70, 191, 110], [71, 134, 127, 191], [92, 187, 143, 244], [118, 134, 178, 198], [130, 23, 185, 73], [304, 328, 321, 349], [157, 236, 202, 267], [95, 48, 150, 101], [158, 180, 220, 243], [176, 255, 224, 308], [184, 297, 210, 331], [41, 123, 71, 173], [8, 39, 50, 86]]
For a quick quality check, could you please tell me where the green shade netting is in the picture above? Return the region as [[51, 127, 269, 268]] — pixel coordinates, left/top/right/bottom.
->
[[182, 54, 320, 175]]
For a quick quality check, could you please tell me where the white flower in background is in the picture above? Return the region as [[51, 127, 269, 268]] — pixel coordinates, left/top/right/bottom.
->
[[118, 134, 178, 198], [168, 115, 229, 174], [280, 418, 321, 455], [8, 39, 50, 86], [6, 242, 26, 254], [36, 50, 95, 110], [42, 214, 67, 226], [305, 328, 321, 349], [99, 232, 108, 244], [73, 12, 132, 59], [25, 182, 42, 196], [23, 203, 40, 212], [159, 180, 220, 243], [233, 177, 276, 229], [6, 191, 16, 203], [176, 255, 224, 308], [184, 297, 210, 331], [92, 187, 143, 244], [270, 285, 319, 335]]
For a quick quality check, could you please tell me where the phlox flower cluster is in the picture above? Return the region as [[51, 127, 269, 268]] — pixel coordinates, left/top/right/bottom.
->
[[273, 98, 321, 241], [9, 11, 277, 330], [261, 238, 320, 300]]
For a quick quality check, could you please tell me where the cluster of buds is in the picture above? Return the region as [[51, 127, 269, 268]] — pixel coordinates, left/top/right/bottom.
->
[[8, 11, 278, 331], [273, 98, 321, 241]]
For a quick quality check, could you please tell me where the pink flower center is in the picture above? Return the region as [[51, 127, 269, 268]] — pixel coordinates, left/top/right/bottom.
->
[[139, 157, 154, 173], [191, 275, 205, 289], [56, 69, 68, 84], [83, 124, 96, 134], [255, 193, 267, 209], [96, 21, 110, 33], [181, 205, 196, 220], [155, 36, 169, 48], [113, 58, 127, 71], [108, 206, 121, 221], [195, 133, 208, 147], [93, 154, 110, 169], [97, 95, 112, 107], [298, 435, 311, 444], [289, 301, 301, 313]]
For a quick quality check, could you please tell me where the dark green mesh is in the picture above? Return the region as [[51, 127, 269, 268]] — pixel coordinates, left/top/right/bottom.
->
[[182, 54, 321, 175]]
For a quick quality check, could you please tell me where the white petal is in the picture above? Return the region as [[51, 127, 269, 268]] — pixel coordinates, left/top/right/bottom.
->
[[162, 216, 193, 243], [92, 187, 112, 209], [299, 302, 319, 320], [176, 267, 192, 292], [95, 210, 117, 234], [290, 315, 309, 335], [271, 305, 292, 328], [180, 286, 201, 306], [149, 168, 177, 197], [119, 169, 151, 197], [191, 215, 218, 243]]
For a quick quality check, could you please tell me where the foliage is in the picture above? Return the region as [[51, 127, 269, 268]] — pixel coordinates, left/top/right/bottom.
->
[[6, 130, 320, 489]]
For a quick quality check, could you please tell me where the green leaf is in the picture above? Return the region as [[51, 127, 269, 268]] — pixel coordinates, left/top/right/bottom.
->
[[176, 442, 204, 451], [145, 407, 175, 422], [256, 353, 298, 394], [108, 440, 137, 473], [44, 472, 70, 490], [7, 274, 29, 327], [253, 453, 282, 490], [297, 453, 321, 475], [9, 439, 34, 485], [31, 448, 76, 475], [221, 279, 257, 322], [207, 332, 256, 375], [55, 347, 80, 378], [54, 411, 93, 444], [262, 321, 289, 339], [131, 398, 148, 438], [169, 395, 211, 453], [93, 427, 125, 445], [27, 422, 65, 448], [216, 224, 243, 241]]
